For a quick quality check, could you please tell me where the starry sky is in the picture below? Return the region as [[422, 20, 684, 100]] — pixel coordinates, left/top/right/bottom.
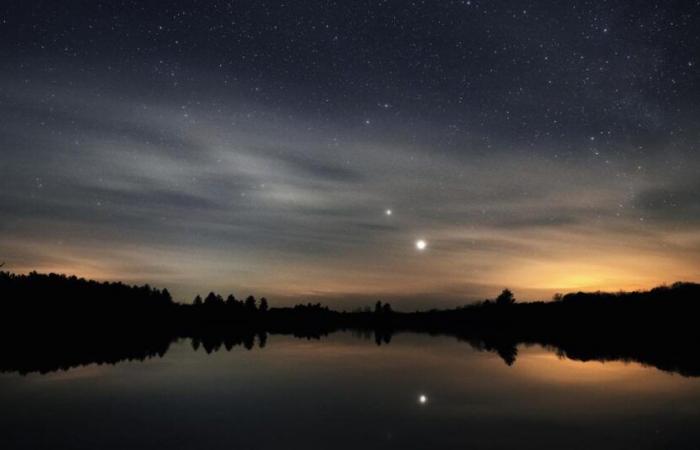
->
[[1, 1, 699, 308]]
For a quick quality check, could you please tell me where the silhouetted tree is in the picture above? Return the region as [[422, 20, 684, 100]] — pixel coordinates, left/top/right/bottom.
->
[[382, 302, 392, 314], [193, 295, 203, 306], [204, 292, 224, 306], [245, 295, 256, 312], [259, 297, 268, 312], [375, 301, 382, 314], [495, 289, 515, 306]]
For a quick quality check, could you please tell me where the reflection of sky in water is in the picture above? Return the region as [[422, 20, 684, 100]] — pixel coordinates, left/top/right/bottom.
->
[[1, 333, 699, 449]]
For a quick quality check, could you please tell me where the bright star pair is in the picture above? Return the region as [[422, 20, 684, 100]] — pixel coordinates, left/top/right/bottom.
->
[[385, 209, 427, 251]]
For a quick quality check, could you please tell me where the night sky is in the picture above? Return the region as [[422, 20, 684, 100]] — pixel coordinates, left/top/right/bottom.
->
[[1, 1, 699, 308]]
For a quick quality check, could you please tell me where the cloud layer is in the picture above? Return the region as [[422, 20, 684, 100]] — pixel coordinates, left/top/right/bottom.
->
[[1, 70, 698, 308]]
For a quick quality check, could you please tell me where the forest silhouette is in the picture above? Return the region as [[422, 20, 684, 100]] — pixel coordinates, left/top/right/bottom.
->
[[1, 270, 699, 376]]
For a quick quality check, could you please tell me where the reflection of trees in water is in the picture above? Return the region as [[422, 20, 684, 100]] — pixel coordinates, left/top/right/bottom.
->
[[466, 338, 518, 366], [2, 327, 699, 377], [191, 331, 267, 353], [0, 330, 173, 375]]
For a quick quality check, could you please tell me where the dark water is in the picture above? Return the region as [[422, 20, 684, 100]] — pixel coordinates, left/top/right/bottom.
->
[[1, 332, 699, 449]]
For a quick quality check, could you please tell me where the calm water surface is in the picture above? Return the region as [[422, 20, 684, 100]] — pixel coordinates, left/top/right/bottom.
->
[[1, 332, 699, 449]]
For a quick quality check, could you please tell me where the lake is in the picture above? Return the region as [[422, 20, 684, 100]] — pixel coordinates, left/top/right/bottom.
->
[[1, 332, 699, 449]]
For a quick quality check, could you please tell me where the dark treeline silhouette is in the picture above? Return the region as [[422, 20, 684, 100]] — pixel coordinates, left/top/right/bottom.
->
[[1, 270, 700, 376], [0, 271, 174, 321]]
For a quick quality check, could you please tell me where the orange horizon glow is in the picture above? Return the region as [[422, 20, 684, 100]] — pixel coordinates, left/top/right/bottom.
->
[[4, 220, 698, 310]]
